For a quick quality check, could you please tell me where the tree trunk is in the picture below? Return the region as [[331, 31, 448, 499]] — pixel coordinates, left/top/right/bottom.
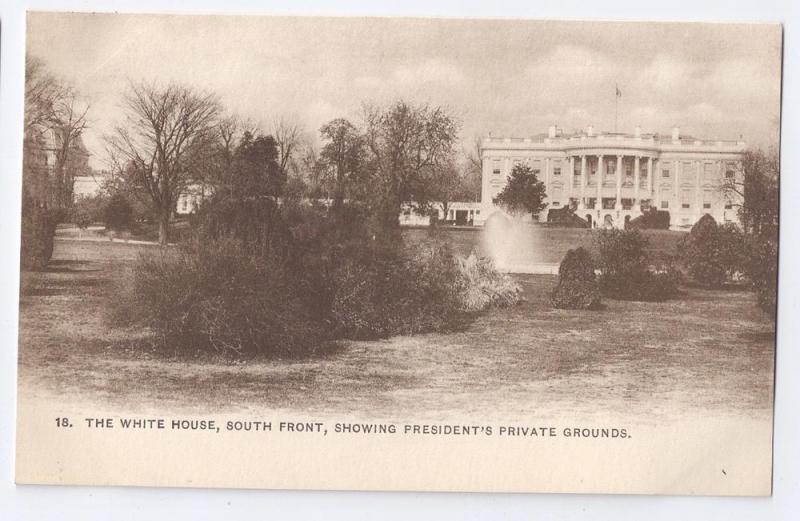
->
[[158, 211, 170, 246]]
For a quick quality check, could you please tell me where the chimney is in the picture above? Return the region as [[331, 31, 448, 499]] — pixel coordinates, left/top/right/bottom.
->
[[586, 125, 594, 137], [634, 126, 642, 138], [548, 125, 557, 139], [671, 126, 680, 141]]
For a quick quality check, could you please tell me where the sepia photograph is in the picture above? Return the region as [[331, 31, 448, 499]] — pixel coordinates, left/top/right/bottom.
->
[[14, 12, 781, 495]]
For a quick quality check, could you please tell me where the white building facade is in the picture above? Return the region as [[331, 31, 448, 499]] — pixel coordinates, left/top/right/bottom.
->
[[480, 126, 745, 230]]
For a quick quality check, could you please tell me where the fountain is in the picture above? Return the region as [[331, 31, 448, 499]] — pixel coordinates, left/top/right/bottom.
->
[[482, 212, 559, 274]]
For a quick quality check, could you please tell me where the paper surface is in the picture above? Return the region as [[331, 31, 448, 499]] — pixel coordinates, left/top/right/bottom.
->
[[16, 12, 780, 495]]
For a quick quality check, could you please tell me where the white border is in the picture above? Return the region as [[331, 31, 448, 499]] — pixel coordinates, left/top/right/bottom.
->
[[1, 1, 798, 519]]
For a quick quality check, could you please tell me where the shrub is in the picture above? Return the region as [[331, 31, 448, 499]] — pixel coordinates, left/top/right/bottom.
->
[[71, 194, 107, 229], [646, 257, 683, 301], [747, 235, 777, 319], [595, 229, 678, 301], [115, 238, 327, 357], [546, 206, 590, 228], [329, 239, 465, 339], [117, 197, 523, 358], [628, 208, 670, 230], [551, 247, 601, 310], [456, 253, 522, 312], [104, 193, 134, 231], [678, 215, 748, 287], [679, 214, 725, 287], [558, 247, 595, 281], [20, 197, 59, 271], [72, 207, 93, 230], [551, 280, 602, 310]]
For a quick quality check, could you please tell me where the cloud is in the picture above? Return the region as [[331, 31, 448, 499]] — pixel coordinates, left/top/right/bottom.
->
[[354, 59, 465, 91], [392, 59, 465, 86], [526, 45, 615, 81], [303, 98, 347, 132], [638, 54, 695, 95]]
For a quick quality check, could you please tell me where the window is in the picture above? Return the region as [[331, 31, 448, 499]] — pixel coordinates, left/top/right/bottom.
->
[[602, 198, 616, 210], [703, 190, 713, 210], [551, 187, 563, 205], [725, 202, 733, 210], [492, 168, 501, 175], [703, 162, 714, 181], [661, 200, 669, 209], [553, 167, 561, 176], [681, 188, 692, 209], [682, 161, 694, 182], [725, 170, 735, 179], [662, 169, 670, 178], [586, 197, 597, 209], [492, 159, 501, 176]]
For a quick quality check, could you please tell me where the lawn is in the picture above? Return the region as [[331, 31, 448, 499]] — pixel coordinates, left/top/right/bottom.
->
[[404, 226, 686, 264], [17, 234, 774, 423]]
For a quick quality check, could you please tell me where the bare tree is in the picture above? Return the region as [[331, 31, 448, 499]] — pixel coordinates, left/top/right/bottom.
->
[[24, 57, 63, 136], [362, 100, 459, 230], [199, 114, 260, 197], [271, 115, 303, 173], [107, 82, 220, 245], [460, 135, 484, 203], [21, 56, 92, 270], [319, 118, 365, 210], [51, 89, 90, 209], [721, 148, 779, 236], [427, 158, 478, 223]]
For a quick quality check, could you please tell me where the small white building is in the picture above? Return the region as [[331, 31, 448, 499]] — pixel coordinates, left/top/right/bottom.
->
[[175, 183, 209, 215], [399, 201, 482, 227]]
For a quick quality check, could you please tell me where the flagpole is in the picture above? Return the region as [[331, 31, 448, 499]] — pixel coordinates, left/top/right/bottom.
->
[[614, 83, 618, 133]]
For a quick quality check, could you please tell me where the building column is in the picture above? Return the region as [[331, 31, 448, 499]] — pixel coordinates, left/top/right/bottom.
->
[[545, 158, 551, 187], [615, 155, 623, 209], [634, 155, 640, 204], [673, 159, 680, 199], [647, 157, 653, 197], [580, 155, 587, 208], [569, 156, 575, 201], [597, 154, 604, 208], [695, 160, 702, 215]]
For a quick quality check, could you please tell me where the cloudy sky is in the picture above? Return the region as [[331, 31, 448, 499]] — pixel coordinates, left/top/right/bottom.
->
[[27, 13, 782, 169]]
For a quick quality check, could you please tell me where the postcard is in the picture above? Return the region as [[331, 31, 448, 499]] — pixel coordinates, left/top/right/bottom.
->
[[16, 12, 781, 495]]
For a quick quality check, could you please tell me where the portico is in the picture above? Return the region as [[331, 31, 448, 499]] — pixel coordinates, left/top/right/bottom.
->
[[568, 151, 655, 228]]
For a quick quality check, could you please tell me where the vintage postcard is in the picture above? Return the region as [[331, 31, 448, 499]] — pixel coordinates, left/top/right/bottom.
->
[[16, 12, 781, 495]]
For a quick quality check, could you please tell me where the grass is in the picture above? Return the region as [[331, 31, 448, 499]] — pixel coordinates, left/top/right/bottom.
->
[[17, 234, 775, 422], [404, 226, 686, 264], [56, 219, 192, 243]]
